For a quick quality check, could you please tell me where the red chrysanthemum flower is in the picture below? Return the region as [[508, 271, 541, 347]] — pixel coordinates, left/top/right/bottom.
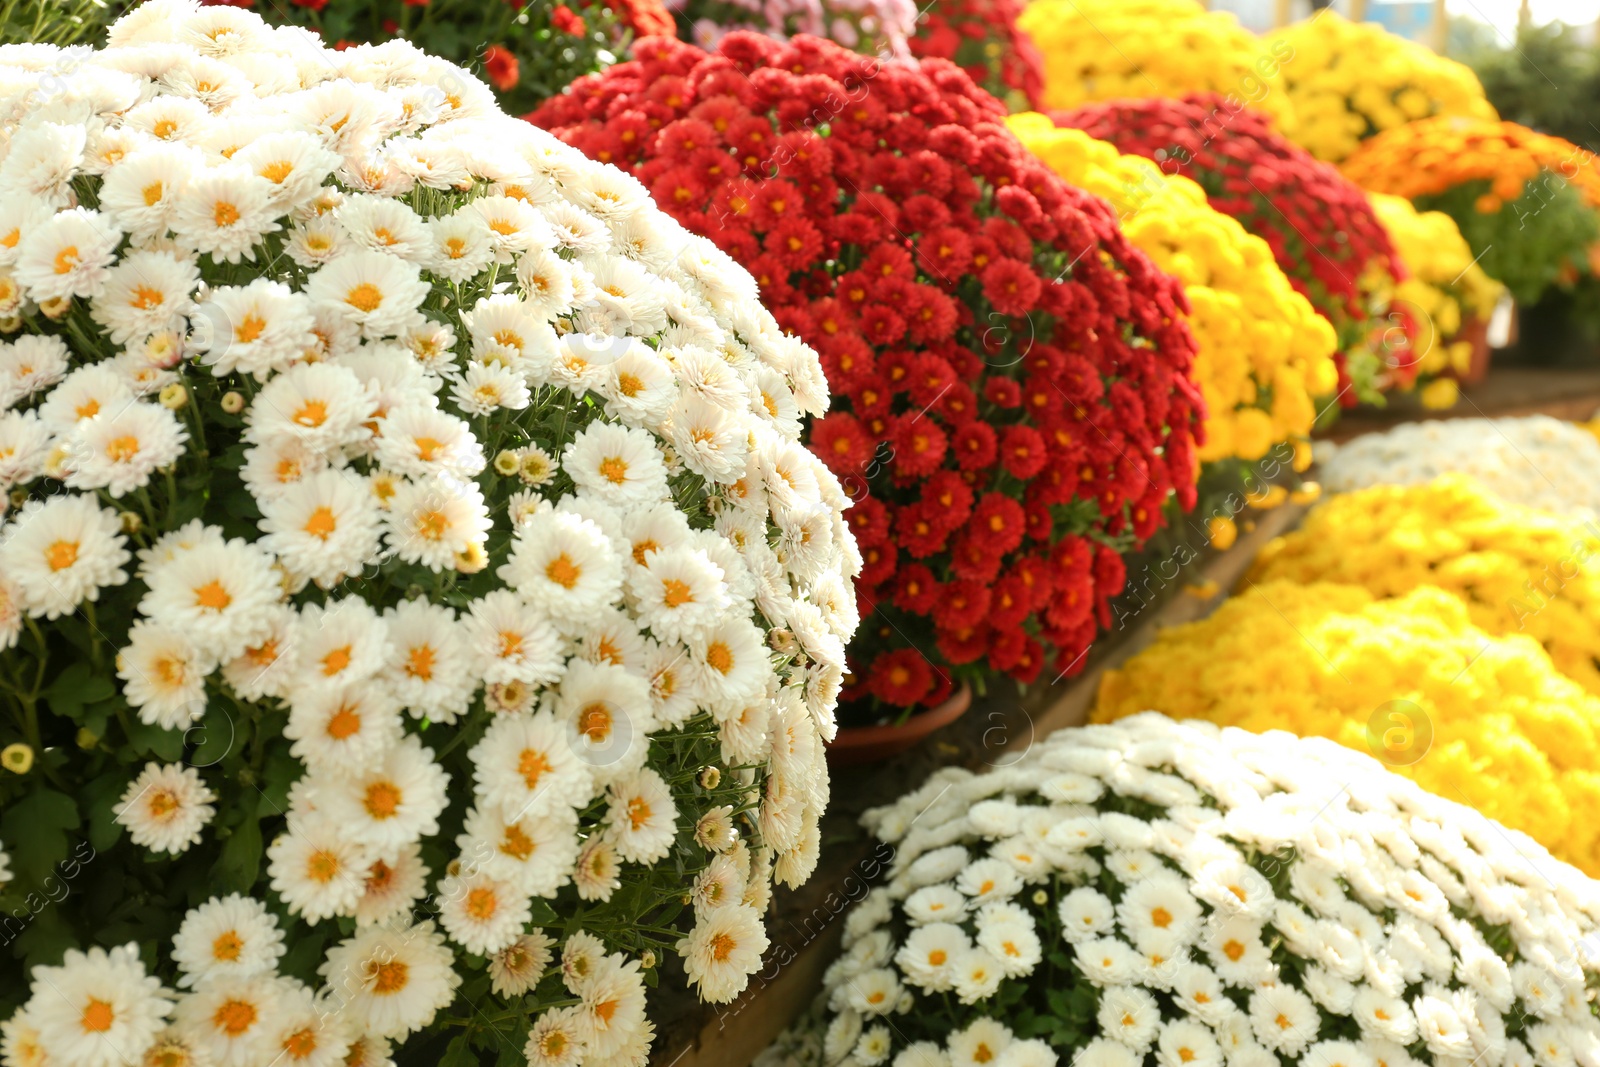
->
[[533, 33, 1200, 706], [870, 648, 935, 707]]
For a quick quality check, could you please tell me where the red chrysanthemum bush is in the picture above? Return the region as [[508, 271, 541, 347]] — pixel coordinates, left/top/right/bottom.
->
[[911, 0, 1044, 112], [533, 33, 1203, 712], [1053, 94, 1415, 408]]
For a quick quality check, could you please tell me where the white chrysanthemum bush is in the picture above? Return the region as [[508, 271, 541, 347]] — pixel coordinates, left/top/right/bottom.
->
[[0, 2, 857, 1065], [780, 714, 1600, 1067]]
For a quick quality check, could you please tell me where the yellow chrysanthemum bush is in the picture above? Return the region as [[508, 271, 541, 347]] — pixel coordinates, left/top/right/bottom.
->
[[1094, 580, 1600, 875], [1266, 12, 1497, 163], [1249, 475, 1600, 697], [1343, 117, 1600, 306], [1010, 115, 1338, 467], [1370, 193, 1505, 410], [1017, 0, 1294, 129]]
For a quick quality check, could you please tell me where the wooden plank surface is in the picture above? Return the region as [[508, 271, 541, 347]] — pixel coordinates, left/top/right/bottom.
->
[[1326, 367, 1600, 443], [650, 500, 1309, 1066]]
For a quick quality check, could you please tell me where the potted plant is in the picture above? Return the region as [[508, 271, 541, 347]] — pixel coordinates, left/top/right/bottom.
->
[[533, 32, 1204, 761], [0, 6, 857, 1062]]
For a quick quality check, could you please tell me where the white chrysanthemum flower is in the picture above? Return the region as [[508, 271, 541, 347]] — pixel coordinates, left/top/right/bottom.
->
[[192, 278, 318, 380], [98, 142, 200, 240], [90, 248, 200, 344], [117, 618, 209, 728], [460, 588, 563, 687], [468, 710, 593, 820], [285, 682, 402, 774], [463, 293, 558, 378], [257, 469, 383, 588], [1249, 983, 1320, 1054], [689, 617, 770, 713], [0, 333, 71, 409], [266, 811, 373, 925], [435, 864, 531, 956], [240, 436, 327, 500], [457, 803, 579, 898], [137, 534, 278, 661], [0, 409, 51, 487], [573, 836, 623, 902], [573, 954, 649, 1062], [563, 420, 669, 509], [1156, 1020, 1223, 1067], [287, 597, 390, 696], [426, 210, 494, 283], [305, 249, 429, 338], [172, 166, 279, 263], [603, 767, 677, 864], [382, 598, 475, 723], [27, 943, 174, 1067], [383, 474, 491, 570], [314, 735, 450, 857], [352, 841, 430, 929], [318, 920, 462, 1040], [60, 400, 187, 497], [171, 893, 286, 988], [449, 359, 530, 415], [668, 391, 749, 484], [373, 405, 483, 479], [499, 508, 623, 631], [0, 121, 86, 206], [523, 1006, 586, 1067], [170, 973, 287, 1066], [678, 902, 769, 1005], [336, 192, 430, 260], [491, 931, 556, 999], [112, 761, 216, 854], [243, 361, 374, 453], [15, 206, 121, 301], [516, 247, 575, 318], [469, 194, 555, 261]]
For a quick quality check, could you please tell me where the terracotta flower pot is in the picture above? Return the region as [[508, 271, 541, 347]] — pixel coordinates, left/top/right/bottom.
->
[[825, 683, 974, 766], [1446, 315, 1493, 386]]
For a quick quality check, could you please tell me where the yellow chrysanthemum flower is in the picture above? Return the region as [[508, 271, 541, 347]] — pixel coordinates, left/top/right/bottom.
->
[[1267, 12, 1497, 163], [1017, 0, 1295, 130], [1094, 578, 1600, 875], [1370, 192, 1504, 394], [1249, 475, 1600, 697], [1010, 115, 1338, 464]]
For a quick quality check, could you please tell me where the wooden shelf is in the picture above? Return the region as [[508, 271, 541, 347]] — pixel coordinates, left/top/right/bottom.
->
[[1325, 367, 1600, 442], [647, 502, 1308, 1066]]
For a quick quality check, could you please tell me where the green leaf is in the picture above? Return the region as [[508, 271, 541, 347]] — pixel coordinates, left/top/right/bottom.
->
[[0, 789, 79, 885], [212, 793, 262, 893], [526, 898, 559, 926], [122, 717, 185, 762], [80, 772, 129, 852], [439, 1034, 477, 1067]]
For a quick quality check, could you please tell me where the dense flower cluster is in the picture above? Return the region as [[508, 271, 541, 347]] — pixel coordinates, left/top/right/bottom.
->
[[666, 0, 917, 58], [1266, 12, 1498, 163], [1342, 117, 1600, 305], [1054, 95, 1411, 409], [1249, 475, 1600, 699], [534, 34, 1204, 710], [187, 0, 676, 111], [1018, 0, 1294, 130], [1010, 114, 1338, 466], [1096, 583, 1600, 875], [1370, 194, 1504, 410], [1315, 416, 1600, 517], [0, 4, 855, 1064], [910, 0, 1042, 112], [766, 713, 1600, 1067]]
